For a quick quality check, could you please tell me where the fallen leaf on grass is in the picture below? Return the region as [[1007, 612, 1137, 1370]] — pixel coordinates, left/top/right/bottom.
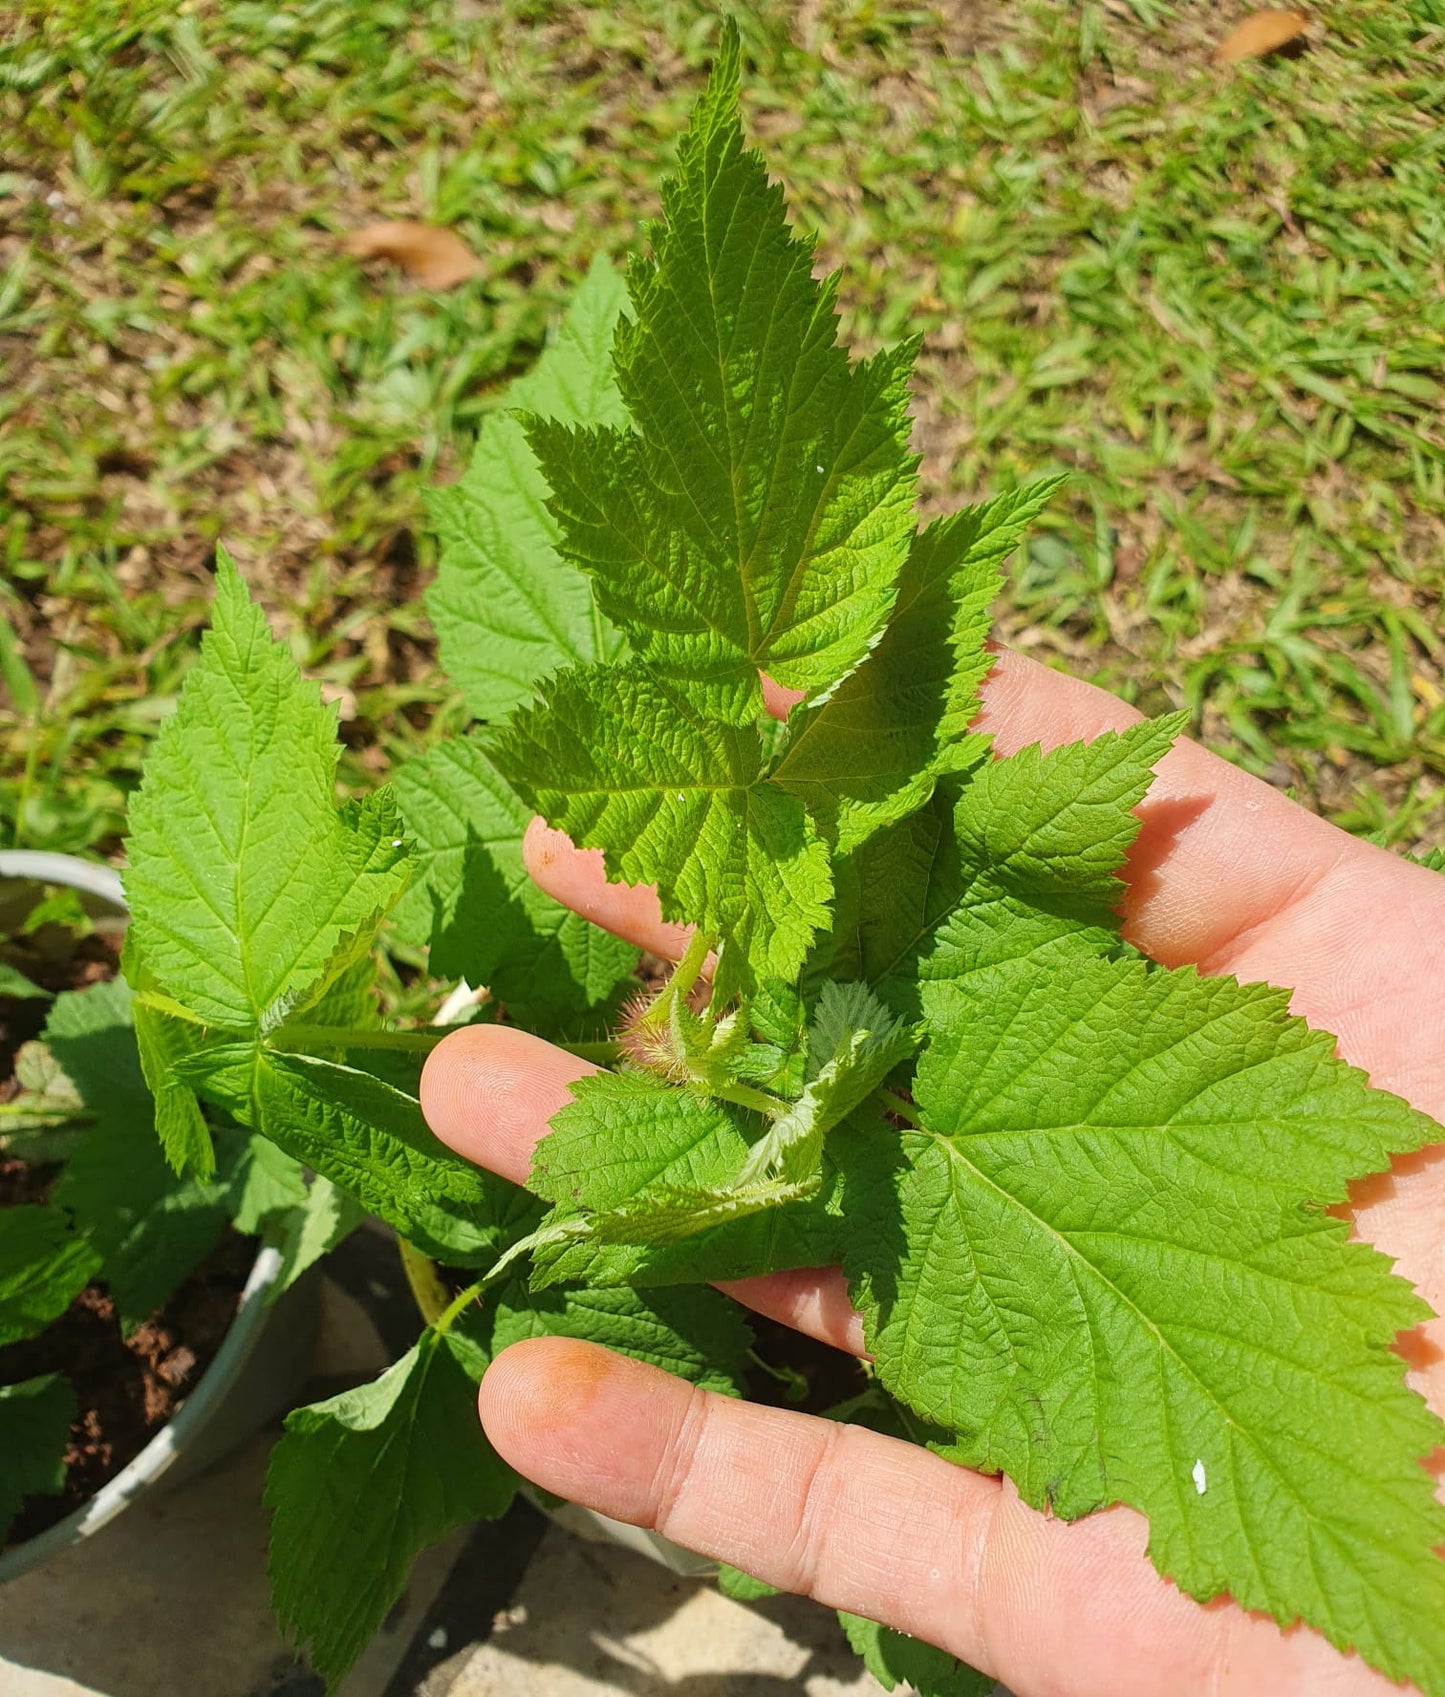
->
[[1211, 9, 1310, 65], [344, 222, 482, 289]]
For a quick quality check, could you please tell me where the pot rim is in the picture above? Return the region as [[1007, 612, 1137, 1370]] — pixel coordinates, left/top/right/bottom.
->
[[0, 850, 283, 1581]]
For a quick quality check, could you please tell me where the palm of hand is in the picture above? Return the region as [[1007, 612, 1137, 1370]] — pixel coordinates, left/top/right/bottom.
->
[[422, 650, 1445, 1697]]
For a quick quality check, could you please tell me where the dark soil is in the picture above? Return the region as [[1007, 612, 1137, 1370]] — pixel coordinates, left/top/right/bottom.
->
[[0, 1230, 254, 1548]]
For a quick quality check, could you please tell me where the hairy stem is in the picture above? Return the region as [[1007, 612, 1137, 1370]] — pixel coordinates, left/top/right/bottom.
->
[[433, 1278, 485, 1337], [877, 1086, 921, 1127], [398, 1237, 451, 1326]]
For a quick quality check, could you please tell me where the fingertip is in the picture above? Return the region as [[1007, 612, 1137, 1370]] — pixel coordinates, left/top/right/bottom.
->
[[419, 1023, 595, 1184], [479, 1338, 669, 1505], [522, 813, 692, 960]]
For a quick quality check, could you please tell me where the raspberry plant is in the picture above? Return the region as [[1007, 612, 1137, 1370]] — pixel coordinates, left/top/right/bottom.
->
[[116, 27, 1445, 1695]]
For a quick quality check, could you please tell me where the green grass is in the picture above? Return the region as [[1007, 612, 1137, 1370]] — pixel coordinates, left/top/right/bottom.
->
[[1, 0, 1442, 856]]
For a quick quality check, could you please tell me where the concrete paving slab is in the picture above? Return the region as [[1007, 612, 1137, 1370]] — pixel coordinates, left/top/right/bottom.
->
[[421, 1525, 888, 1697]]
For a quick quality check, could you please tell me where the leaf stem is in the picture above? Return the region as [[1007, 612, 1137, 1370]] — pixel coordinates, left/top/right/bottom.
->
[[398, 1238, 451, 1326], [876, 1087, 921, 1127], [706, 1078, 791, 1119], [433, 1278, 484, 1337]]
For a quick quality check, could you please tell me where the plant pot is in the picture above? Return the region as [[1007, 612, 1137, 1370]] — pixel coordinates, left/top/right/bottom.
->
[[0, 850, 320, 1581]]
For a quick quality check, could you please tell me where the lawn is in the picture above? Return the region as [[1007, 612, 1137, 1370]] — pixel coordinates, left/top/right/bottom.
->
[[1, 0, 1442, 857]]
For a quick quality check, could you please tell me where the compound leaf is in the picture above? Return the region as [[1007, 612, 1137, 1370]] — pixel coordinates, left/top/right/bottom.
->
[[491, 662, 831, 994], [843, 941, 1445, 1691], [124, 549, 410, 1029], [528, 1068, 840, 1287], [427, 253, 630, 720], [528, 25, 918, 718]]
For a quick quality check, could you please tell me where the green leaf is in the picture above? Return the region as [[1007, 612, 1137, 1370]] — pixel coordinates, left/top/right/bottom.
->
[[717, 1564, 781, 1601], [0, 1205, 98, 1348], [824, 716, 1182, 1011], [131, 993, 214, 1177], [267, 1176, 366, 1296], [176, 1044, 520, 1266], [426, 254, 630, 721], [485, 1279, 752, 1396], [528, 1068, 840, 1287], [267, 1328, 516, 1691], [490, 662, 832, 994], [527, 26, 918, 718], [774, 479, 1064, 853], [1407, 845, 1445, 872], [736, 981, 919, 1187], [0, 1375, 76, 1541], [838, 1613, 992, 1697], [390, 731, 638, 1024], [47, 980, 234, 1332], [843, 941, 1445, 1691], [228, 1137, 361, 1297], [124, 548, 410, 1029], [228, 1135, 309, 1235], [0, 961, 49, 999]]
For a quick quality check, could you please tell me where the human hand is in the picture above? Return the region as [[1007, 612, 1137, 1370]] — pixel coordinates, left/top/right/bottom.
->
[[421, 649, 1445, 1697]]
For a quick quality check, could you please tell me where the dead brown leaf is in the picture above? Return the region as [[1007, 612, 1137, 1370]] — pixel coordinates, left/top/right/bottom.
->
[[343, 221, 482, 289], [1211, 9, 1310, 65]]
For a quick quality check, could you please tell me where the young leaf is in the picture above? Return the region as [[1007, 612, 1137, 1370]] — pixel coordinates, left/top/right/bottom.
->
[[527, 24, 918, 717], [0, 1206, 98, 1348], [490, 661, 832, 994], [426, 253, 631, 721], [527, 1068, 840, 1287], [773, 479, 1064, 853], [736, 981, 919, 1186], [390, 731, 637, 1023], [842, 942, 1445, 1691], [0, 1374, 76, 1540], [175, 1045, 515, 1267], [47, 980, 235, 1332], [838, 1613, 992, 1697], [267, 1328, 516, 1691], [124, 548, 410, 1030]]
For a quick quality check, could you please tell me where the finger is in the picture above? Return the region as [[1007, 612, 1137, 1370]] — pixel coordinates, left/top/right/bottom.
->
[[421, 1024, 594, 1188], [480, 1338, 1390, 1697], [523, 817, 693, 963], [420, 1024, 862, 1352]]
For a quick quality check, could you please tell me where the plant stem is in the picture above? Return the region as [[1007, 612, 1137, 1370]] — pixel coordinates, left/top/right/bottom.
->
[[269, 1024, 448, 1054], [397, 1238, 451, 1326], [433, 1279, 484, 1336], [706, 1078, 791, 1119], [877, 1086, 921, 1127], [660, 927, 714, 1015]]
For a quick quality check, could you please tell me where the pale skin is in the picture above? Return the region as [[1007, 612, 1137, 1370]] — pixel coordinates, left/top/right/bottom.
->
[[420, 649, 1445, 1697]]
